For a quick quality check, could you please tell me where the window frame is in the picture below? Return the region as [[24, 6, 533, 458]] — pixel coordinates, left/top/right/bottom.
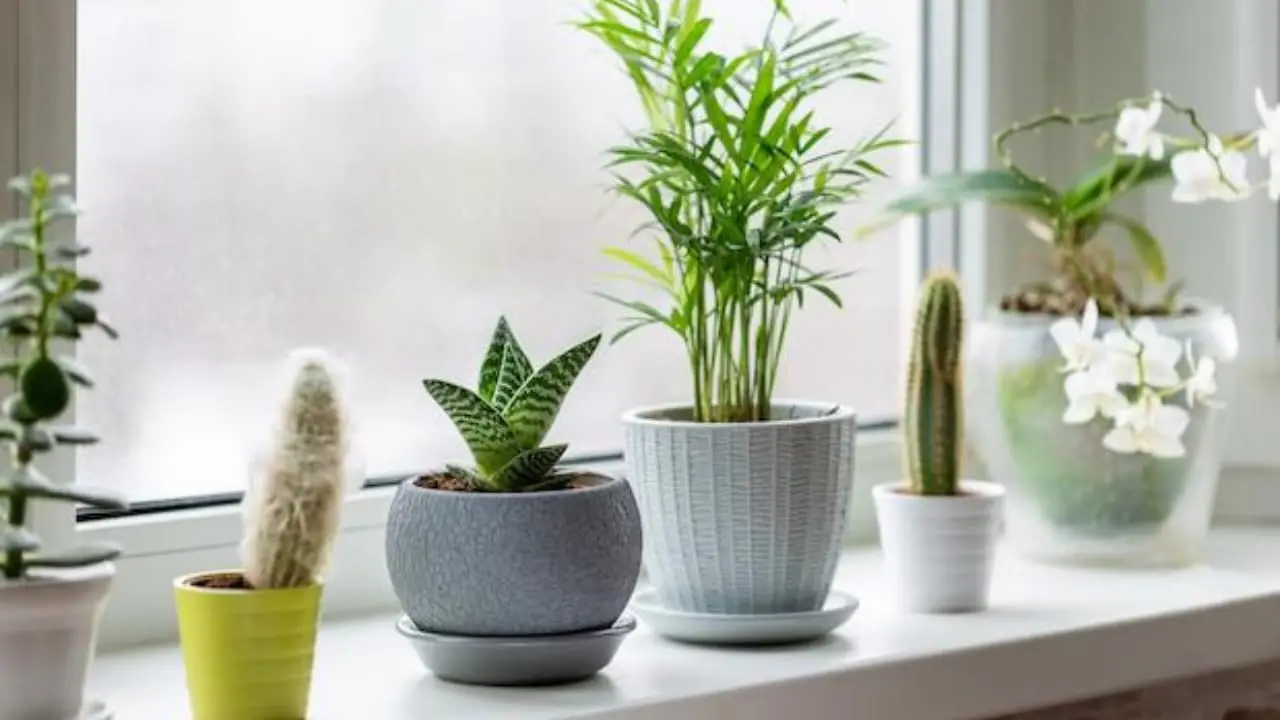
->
[[12, 0, 1022, 648]]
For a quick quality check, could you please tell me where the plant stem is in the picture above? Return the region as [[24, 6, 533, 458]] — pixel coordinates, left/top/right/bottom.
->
[[3, 440, 32, 580]]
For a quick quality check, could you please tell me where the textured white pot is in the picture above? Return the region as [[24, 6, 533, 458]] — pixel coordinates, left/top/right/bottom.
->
[[0, 564, 114, 719], [623, 402, 856, 615], [873, 481, 1003, 613]]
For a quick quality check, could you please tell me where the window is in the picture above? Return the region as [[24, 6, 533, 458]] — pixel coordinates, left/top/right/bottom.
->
[[72, 0, 922, 506]]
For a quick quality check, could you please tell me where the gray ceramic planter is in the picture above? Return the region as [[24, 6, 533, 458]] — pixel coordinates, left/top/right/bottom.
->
[[623, 402, 856, 615], [385, 472, 643, 637]]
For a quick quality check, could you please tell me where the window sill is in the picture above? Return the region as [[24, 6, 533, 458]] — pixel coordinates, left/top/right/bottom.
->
[[93, 527, 1280, 720]]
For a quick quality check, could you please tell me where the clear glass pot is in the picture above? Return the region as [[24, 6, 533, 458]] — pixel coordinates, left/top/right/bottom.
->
[[966, 305, 1239, 567]]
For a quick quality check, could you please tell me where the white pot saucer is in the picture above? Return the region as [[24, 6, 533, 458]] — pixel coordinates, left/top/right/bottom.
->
[[630, 590, 858, 646], [84, 700, 113, 720]]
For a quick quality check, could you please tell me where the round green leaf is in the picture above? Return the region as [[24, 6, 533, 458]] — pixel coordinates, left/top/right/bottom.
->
[[20, 357, 70, 419]]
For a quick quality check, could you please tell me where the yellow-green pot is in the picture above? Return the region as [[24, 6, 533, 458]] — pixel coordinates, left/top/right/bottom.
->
[[174, 570, 321, 720]]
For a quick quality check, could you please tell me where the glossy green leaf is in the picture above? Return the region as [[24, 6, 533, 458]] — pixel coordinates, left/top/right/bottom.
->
[[490, 444, 568, 491], [20, 357, 69, 420], [59, 298, 97, 325], [95, 318, 119, 340], [55, 355, 94, 388], [54, 242, 91, 260], [421, 379, 521, 476], [0, 481, 127, 511], [885, 170, 1062, 217], [48, 426, 98, 446], [0, 526, 39, 553], [1063, 154, 1173, 218], [503, 334, 602, 450], [1101, 212, 1167, 283], [26, 543, 122, 569]]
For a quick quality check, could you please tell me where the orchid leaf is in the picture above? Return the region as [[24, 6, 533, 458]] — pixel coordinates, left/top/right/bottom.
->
[[885, 170, 1062, 218], [1102, 212, 1167, 283]]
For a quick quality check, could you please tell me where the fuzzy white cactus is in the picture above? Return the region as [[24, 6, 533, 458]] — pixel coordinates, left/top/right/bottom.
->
[[241, 349, 352, 590]]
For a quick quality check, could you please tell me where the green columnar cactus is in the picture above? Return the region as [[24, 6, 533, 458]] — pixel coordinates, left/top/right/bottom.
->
[[904, 272, 965, 496], [241, 351, 351, 589], [423, 317, 600, 492], [0, 169, 127, 580]]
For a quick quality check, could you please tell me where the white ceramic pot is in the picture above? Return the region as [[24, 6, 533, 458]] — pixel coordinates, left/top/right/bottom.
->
[[873, 481, 1003, 613], [0, 564, 114, 719]]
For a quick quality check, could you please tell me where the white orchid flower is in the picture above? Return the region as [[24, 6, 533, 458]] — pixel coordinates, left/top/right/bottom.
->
[[1062, 365, 1127, 425], [1103, 390, 1191, 458], [1171, 134, 1251, 203], [1049, 299, 1101, 373], [1183, 341, 1220, 409], [1255, 87, 1280, 200], [1114, 94, 1165, 160], [1102, 319, 1182, 388]]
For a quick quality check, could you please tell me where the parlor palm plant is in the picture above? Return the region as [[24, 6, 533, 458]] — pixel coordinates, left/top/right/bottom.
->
[[585, 0, 898, 628]]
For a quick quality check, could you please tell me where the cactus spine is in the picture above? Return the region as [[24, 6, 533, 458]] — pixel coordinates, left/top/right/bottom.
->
[[241, 350, 350, 589], [905, 272, 965, 496]]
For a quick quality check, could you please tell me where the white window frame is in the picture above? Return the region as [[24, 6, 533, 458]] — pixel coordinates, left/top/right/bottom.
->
[[32, 0, 1277, 649]]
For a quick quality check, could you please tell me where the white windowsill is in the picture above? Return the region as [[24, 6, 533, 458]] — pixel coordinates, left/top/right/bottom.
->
[[93, 527, 1280, 720]]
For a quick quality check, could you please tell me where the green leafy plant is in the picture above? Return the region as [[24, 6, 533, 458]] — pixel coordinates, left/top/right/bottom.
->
[[422, 318, 601, 492], [879, 92, 1250, 316], [0, 169, 127, 580], [903, 272, 964, 496], [580, 0, 901, 423]]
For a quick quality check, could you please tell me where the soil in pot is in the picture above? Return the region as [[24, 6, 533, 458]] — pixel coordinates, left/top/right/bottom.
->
[[414, 472, 597, 493]]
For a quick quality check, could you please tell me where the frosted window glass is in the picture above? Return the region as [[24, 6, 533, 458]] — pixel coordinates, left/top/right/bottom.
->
[[75, 0, 921, 501]]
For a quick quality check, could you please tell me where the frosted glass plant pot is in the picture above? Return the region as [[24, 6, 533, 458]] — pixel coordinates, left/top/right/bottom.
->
[[873, 481, 1004, 613], [174, 571, 322, 720], [0, 564, 113, 720], [623, 402, 856, 614], [967, 305, 1239, 567], [385, 472, 643, 637]]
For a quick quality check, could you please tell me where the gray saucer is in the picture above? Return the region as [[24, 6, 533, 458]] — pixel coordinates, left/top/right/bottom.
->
[[396, 613, 636, 686], [631, 590, 858, 646]]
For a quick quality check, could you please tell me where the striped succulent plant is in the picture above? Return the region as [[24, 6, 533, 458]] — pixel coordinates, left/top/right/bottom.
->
[[904, 272, 965, 496], [423, 318, 600, 492]]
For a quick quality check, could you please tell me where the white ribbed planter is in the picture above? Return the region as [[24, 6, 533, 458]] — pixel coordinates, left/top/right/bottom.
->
[[873, 481, 1003, 613], [623, 402, 856, 615], [0, 564, 114, 719]]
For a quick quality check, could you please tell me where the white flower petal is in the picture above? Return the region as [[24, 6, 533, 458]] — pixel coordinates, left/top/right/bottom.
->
[[1142, 362, 1182, 389], [1063, 401, 1097, 425], [1148, 134, 1165, 161], [1081, 299, 1099, 336], [1103, 426, 1141, 454], [1145, 431, 1187, 459], [1153, 404, 1191, 438]]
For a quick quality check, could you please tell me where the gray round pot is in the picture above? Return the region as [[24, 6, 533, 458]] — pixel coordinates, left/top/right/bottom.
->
[[385, 472, 643, 636], [623, 402, 856, 615]]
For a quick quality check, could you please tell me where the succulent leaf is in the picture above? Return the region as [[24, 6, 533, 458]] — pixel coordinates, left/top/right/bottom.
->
[[20, 357, 70, 420], [503, 334, 601, 450], [422, 379, 521, 476], [478, 317, 516, 403], [491, 335, 534, 411], [904, 272, 964, 496], [491, 444, 568, 491]]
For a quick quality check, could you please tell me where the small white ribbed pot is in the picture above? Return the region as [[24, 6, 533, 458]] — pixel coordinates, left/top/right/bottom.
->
[[873, 481, 1003, 613], [0, 564, 114, 719]]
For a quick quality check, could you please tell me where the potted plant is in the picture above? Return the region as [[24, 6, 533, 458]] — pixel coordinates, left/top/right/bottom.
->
[[0, 169, 128, 720], [578, 0, 899, 623], [873, 272, 1003, 613], [175, 349, 354, 720], [881, 89, 1280, 566], [385, 318, 642, 686]]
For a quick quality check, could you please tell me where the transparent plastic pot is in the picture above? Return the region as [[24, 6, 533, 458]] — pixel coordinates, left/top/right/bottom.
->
[[966, 304, 1239, 567]]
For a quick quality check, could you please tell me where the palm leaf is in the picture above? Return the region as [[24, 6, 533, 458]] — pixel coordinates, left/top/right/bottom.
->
[[885, 170, 1062, 217], [422, 380, 521, 476], [491, 444, 569, 491], [503, 334, 602, 449]]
